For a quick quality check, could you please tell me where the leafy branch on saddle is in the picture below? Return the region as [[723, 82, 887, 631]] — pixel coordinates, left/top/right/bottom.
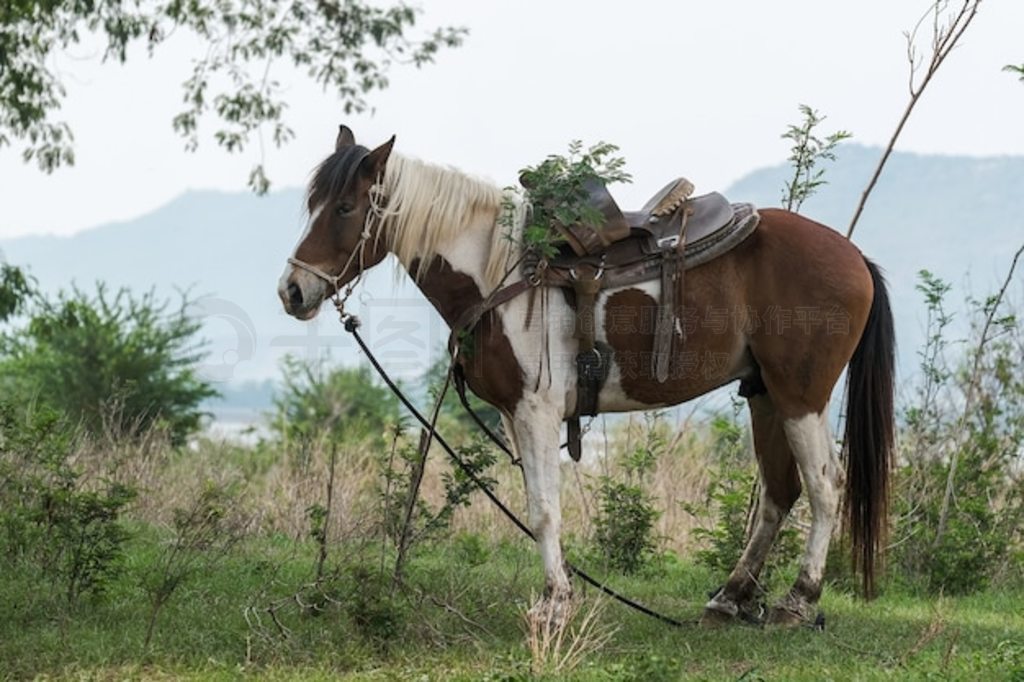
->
[[509, 142, 759, 461]]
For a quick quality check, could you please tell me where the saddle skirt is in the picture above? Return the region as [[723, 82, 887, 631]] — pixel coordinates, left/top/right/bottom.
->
[[599, 196, 759, 290]]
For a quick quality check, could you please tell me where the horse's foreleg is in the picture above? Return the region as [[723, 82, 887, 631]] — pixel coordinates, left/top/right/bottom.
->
[[509, 394, 571, 618], [769, 409, 841, 626], [703, 393, 801, 626]]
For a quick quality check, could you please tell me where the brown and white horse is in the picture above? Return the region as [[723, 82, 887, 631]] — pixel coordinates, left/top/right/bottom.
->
[[278, 126, 895, 626]]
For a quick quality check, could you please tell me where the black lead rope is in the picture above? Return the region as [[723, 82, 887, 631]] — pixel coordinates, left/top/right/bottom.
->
[[344, 315, 694, 629], [451, 368, 520, 468]]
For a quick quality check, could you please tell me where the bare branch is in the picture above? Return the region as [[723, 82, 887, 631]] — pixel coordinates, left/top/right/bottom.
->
[[846, 0, 982, 240]]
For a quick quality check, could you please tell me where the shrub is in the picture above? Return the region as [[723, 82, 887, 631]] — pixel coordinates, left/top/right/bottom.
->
[[892, 271, 1024, 594], [683, 415, 751, 575], [592, 413, 663, 574], [0, 263, 33, 322], [452, 531, 490, 568], [684, 413, 800, 585], [593, 480, 660, 574], [377, 426, 497, 553], [0, 284, 215, 445], [142, 481, 249, 649], [515, 139, 632, 258], [270, 356, 399, 448], [0, 403, 136, 607], [344, 564, 408, 647]]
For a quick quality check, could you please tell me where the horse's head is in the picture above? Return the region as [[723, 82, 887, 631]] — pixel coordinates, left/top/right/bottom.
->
[[278, 125, 395, 320]]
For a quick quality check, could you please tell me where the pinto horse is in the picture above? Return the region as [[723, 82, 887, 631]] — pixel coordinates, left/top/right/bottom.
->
[[278, 126, 895, 626]]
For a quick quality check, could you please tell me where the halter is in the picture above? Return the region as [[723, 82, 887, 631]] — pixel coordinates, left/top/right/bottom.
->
[[288, 182, 388, 318]]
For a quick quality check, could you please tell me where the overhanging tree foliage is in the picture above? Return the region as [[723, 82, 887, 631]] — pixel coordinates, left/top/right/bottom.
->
[[0, 0, 465, 191]]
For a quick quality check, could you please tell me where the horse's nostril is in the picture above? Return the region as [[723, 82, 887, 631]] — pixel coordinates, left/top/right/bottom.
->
[[287, 282, 303, 310]]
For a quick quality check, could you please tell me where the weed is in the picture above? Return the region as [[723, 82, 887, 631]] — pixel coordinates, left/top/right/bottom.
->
[[593, 413, 663, 574], [523, 593, 616, 677], [141, 480, 250, 650], [780, 104, 851, 212], [0, 404, 136, 608]]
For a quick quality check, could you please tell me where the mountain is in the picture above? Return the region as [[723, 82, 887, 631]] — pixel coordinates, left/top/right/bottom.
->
[[3, 144, 1022, 415], [0, 188, 421, 391]]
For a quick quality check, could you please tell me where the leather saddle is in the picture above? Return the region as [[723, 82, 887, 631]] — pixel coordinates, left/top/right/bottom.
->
[[550, 177, 747, 264], [541, 178, 759, 290], [523, 175, 760, 461]]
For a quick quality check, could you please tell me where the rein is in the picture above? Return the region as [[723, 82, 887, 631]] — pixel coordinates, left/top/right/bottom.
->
[[339, 313, 695, 629]]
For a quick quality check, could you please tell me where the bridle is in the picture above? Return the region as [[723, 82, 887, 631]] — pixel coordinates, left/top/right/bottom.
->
[[287, 182, 388, 317]]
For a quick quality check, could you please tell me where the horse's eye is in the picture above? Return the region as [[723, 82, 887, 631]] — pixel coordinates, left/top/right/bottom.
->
[[336, 202, 356, 216]]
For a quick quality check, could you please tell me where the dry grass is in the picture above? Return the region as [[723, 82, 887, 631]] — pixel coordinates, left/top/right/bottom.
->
[[428, 413, 717, 555], [522, 592, 617, 676], [70, 409, 728, 557]]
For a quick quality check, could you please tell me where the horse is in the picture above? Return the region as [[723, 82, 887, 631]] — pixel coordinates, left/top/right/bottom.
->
[[278, 125, 895, 627]]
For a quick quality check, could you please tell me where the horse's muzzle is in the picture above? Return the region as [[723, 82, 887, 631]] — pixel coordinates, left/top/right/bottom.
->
[[278, 267, 323, 320]]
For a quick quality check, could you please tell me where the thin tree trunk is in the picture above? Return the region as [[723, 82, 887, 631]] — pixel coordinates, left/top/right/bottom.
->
[[393, 374, 451, 586], [314, 442, 337, 582], [393, 428, 432, 589]]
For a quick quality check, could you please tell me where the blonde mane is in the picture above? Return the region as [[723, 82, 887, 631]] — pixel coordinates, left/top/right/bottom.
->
[[375, 154, 521, 290]]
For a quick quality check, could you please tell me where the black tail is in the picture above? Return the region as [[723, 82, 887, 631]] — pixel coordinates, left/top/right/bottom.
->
[[844, 258, 895, 598]]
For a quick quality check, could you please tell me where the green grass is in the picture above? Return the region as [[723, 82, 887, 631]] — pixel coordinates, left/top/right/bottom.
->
[[1, 530, 1022, 681]]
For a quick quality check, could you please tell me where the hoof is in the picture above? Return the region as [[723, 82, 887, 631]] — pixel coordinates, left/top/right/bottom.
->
[[702, 586, 765, 627], [766, 593, 817, 628], [527, 592, 572, 630], [701, 587, 760, 628], [766, 605, 805, 627], [699, 606, 736, 628]]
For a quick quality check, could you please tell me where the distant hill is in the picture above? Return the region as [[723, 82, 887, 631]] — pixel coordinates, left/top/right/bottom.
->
[[732, 145, 1024, 271], [3, 144, 1022, 414], [728, 144, 1024, 382], [0, 189, 420, 391]]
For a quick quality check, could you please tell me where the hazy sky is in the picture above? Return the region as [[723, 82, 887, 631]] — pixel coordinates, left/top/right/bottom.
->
[[2, 0, 1022, 239]]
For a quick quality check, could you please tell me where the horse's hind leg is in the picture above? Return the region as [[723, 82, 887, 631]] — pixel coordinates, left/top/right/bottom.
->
[[702, 392, 802, 626], [767, 408, 842, 626]]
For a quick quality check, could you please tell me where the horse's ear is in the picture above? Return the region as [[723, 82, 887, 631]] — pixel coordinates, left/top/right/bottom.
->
[[359, 135, 396, 180], [335, 125, 355, 150]]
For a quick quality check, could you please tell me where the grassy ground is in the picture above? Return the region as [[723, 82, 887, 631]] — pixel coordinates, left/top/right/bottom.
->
[[2, 529, 1022, 681]]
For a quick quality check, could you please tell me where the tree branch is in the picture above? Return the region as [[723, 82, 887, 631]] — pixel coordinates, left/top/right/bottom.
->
[[846, 0, 982, 240]]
